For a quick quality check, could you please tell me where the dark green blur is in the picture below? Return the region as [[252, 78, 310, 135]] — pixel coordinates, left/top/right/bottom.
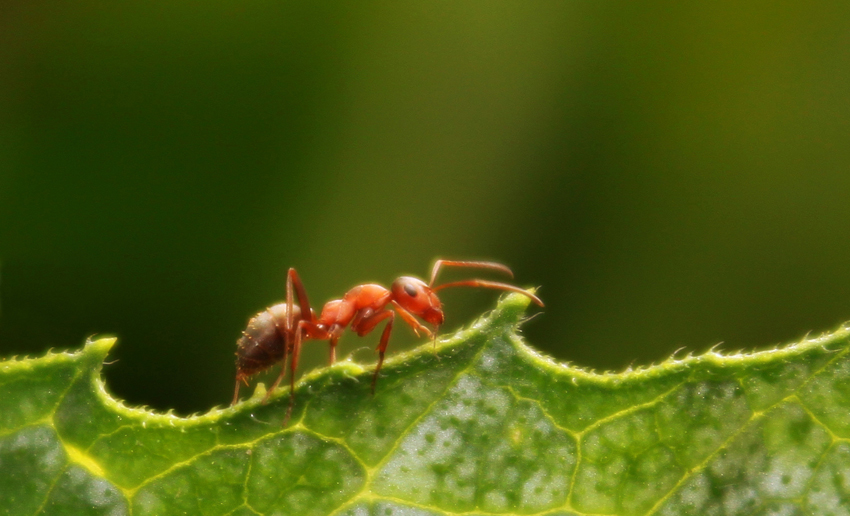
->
[[1, 1, 849, 414]]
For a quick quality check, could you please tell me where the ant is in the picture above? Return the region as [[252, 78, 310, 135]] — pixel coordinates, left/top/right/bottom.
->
[[231, 260, 544, 416]]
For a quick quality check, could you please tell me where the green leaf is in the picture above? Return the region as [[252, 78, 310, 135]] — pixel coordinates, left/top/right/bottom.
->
[[2, 292, 850, 516]]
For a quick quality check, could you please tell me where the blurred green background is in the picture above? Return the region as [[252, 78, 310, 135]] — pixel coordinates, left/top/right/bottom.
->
[[1, 1, 849, 414]]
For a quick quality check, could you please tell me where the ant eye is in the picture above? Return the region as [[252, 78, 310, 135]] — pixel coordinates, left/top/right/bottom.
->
[[403, 283, 417, 297]]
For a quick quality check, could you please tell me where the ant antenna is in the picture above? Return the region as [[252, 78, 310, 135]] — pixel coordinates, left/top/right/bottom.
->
[[429, 260, 513, 287], [426, 260, 543, 353], [433, 280, 544, 307], [428, 259, 543, 307]]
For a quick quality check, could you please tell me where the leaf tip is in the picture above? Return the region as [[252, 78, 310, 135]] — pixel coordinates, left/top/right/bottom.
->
[[486, 291, 539, 328], [250, 382, 268, 402], [84, 336, 118, 362]]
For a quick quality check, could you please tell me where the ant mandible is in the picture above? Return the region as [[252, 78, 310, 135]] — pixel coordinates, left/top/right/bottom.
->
[[231, 260, 544, 412]]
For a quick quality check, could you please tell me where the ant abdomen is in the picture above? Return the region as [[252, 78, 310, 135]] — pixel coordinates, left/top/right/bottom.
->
[[234, 303, 298, 381]]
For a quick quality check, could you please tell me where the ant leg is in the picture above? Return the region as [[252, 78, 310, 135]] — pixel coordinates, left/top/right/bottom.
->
[[262, 344, 289, 404], [288, 268, 316, 324], [281, 320, 327, 425], [231, 379, 242, 406], [329, 334, 340, 365], [232, 376, 250, 405], [373, 313, 395, 395], [283, 322, 306, 426], [265, 296, 296, 405], [389, 301, 432, 338], [389, 300, 438, 350], [352, 309, 392, 336], [286, 268, 295, 334], [256, 270, 302, 407], [352, 310, 396, 394], [433, 279, 544, 307], [429, 260, 514, 287], [290, 322, 308, 401], [289, 320, 329, 388]]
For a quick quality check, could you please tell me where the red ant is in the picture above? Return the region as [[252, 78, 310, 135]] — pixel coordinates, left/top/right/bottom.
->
[[231, 260, 544, 414]]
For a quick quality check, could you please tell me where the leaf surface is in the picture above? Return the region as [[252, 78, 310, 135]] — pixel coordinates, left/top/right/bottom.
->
[[2, 293, 850, 516]]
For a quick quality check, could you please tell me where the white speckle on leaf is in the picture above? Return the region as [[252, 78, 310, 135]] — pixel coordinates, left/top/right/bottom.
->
[[483, 490, 508, 511]]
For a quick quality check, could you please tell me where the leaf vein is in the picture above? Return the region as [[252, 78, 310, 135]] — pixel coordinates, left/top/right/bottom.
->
[[643, 344, 850, 516]]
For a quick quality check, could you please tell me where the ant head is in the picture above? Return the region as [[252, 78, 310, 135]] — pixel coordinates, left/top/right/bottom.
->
[[391, 276, 444, 327]]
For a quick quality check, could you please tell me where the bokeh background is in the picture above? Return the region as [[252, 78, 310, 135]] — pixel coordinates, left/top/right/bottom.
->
[[2, 1, 849, 414]]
